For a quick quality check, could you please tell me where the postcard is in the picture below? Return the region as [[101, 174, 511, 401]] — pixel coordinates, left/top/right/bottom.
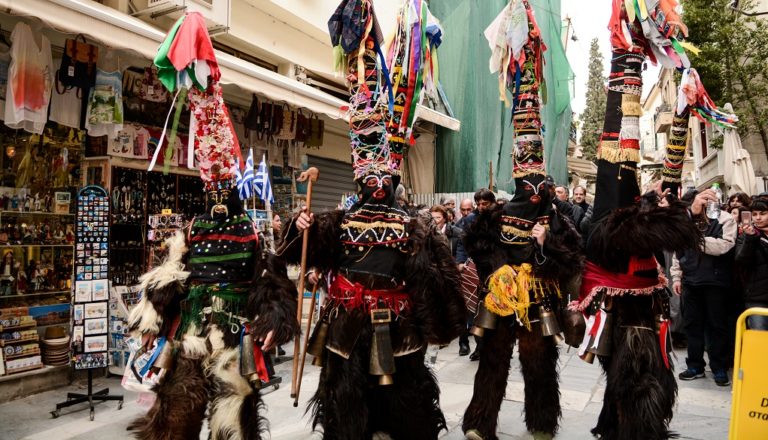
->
[[84, 302, 107, 319], [84, 335, 108, 353], [74, 281, 92, 303], [73, 304, 84, 323], [85, 318, 108, 335], [92, 279, 108, 301]]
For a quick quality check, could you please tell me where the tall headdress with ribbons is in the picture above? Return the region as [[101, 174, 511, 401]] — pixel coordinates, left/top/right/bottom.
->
[[486, 0, 551, 248], [594, 0, 694, 217], [150, 12, 242, 193], [661, 68, 737, 194]]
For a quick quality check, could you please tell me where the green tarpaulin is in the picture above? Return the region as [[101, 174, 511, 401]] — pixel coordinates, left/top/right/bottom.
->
[[432, 0, 574, 192]]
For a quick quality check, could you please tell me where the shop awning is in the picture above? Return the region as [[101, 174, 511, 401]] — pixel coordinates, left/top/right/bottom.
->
[[567, 157, 598, 177], [0, 0, 343, 119], [0, 0, 461, 130]]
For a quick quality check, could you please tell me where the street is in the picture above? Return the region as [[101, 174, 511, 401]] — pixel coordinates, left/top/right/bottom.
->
[[0, 340, 731, 440]]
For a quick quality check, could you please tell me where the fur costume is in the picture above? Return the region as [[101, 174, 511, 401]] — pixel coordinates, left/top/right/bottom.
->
[[461, 204, 582, 440], [280, 210, 465, 439], [127, 201, 299, 440], [277, 3, 463, 438], [581, 2, 716, 438], [461, 2, 584, 439]]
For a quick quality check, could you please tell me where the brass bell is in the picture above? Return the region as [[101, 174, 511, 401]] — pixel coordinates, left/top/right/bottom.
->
[[580, 350, 595, 364], [539, 309, 562, 340], [240, 332, 257, 377], [562, 309, 586, 348], [470, 302, 497, 337], [153, 339, 175, 370], [311, 354, 324, 367], [307, 320, 329, 358], [369, 331, 395, 386], [589, 311, 613, 357]]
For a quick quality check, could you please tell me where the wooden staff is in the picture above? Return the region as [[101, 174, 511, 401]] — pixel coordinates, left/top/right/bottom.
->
[[294, 280, 320, 407], [290, 167, 319, 399]]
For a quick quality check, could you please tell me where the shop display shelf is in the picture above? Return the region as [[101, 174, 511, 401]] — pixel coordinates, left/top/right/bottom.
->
[[3, 347, 40, 360], [0, 211, 75, 217], [0, 244, 74, 248], [4, 363, 44, 375], [0, 335, 39, 347], [0, 290, 71, 299], [0, 322, 36, 332]]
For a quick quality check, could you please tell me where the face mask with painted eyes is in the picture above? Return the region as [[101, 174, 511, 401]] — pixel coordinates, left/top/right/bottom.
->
[[520, 176, 547, 205], [208, 188, 232, 218], [359, 173, 395, 204]]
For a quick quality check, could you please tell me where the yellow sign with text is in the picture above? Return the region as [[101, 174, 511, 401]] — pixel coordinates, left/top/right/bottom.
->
[[730, 308, 768, 440]]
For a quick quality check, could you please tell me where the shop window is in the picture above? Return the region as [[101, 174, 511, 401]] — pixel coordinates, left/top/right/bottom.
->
[[700, 123, 708, 159]]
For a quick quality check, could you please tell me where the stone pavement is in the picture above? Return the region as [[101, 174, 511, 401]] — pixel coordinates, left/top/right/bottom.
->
[[0, 341, 732, 440]]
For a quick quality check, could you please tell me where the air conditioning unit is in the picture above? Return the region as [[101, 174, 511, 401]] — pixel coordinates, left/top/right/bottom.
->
[[138, 0, 230, 35]]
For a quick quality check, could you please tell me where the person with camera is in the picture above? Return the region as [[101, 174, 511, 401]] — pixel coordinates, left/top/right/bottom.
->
[[671, 189, 737, 386], [734, 194, 768, 330]]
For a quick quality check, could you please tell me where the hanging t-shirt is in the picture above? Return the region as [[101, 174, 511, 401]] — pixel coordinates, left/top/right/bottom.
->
[[0, 44, 11, 121], [4, 22, 53, 134], [49, 79, 83, 129], [85, 69, 124, 138]]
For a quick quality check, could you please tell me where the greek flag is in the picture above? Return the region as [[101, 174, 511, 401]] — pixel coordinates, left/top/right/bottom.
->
[[236, 150, 255, 200], [253, 154, 274, 204]]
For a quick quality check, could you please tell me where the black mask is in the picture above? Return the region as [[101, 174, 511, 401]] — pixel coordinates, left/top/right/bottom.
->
[[357, 173, 396, 207], [205, 187, 244, 220]]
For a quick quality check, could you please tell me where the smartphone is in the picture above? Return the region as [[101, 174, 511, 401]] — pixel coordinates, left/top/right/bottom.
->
[[741, 211, 752, 226]]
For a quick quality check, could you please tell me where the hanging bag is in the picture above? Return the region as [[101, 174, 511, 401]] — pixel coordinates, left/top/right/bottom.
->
[[244, 94, 260, 130], [57, 34, 98, 89], [305, 114, 324, 147], [295, 109, 309, 143], [275, 104, 296, 140]]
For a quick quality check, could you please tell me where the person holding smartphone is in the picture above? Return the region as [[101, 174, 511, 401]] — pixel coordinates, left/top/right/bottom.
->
[[734, 194, 768, 330]]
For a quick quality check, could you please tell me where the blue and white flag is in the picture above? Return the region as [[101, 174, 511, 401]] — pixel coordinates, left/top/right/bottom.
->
[[236, 149, 255, 200], [253, 154, 274, 204]]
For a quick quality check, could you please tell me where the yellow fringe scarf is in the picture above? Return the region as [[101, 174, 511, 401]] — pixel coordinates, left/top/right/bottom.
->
[[484, 264, 560, 330]]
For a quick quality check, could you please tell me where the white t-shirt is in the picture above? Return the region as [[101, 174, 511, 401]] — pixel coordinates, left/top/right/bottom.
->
[[4, 22, 53, 134], [49, 79, 82, 129], [85, 69, 124, 138]]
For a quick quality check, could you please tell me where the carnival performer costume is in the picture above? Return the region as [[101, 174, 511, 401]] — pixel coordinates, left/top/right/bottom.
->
[[277, 1, 465, 438], [124, 12, 299, 440], [461, 2, 583, 439], [569, 2, 734, 439]]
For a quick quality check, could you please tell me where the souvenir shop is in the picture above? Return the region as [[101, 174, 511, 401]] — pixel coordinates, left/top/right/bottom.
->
[[0, 9, 343, 385]]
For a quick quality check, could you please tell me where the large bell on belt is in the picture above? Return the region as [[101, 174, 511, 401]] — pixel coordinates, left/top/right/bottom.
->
[[589, 311, 613, 357], [470, 302, 497, 337], [369, 332, 395, 386], [562, 309, 586, 348], [308, 319, 329, 366], [240, 332, 257, 377], [539, 309, 563, 344]]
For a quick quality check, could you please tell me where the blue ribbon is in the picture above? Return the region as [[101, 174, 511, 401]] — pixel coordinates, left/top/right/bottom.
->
[[373, 37, 395, 116], [139, 336, 166, 377]]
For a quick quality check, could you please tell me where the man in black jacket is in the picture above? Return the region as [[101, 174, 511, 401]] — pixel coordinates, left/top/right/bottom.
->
[[671, 190, 737, 386]]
